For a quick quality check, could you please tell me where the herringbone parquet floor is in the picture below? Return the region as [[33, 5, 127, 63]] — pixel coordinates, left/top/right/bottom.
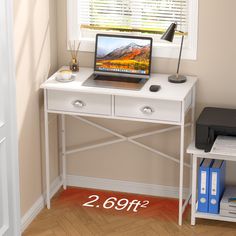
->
[[23, 187, 236, 236]]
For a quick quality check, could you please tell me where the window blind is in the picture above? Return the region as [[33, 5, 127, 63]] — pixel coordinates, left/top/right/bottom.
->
[[78, 0, 188, 34]]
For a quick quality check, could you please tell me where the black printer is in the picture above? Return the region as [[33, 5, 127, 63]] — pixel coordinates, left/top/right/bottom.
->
[[196, 107, 236, 152]]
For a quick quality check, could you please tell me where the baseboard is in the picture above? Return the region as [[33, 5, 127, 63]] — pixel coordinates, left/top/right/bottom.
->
[[48, 175, 63, 199], [21, 195, 44, 233], [21, 176, 63, 232], [67, 175, 189, 199]]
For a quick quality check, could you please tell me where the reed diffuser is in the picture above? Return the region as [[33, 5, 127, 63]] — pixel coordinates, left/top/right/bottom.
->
[[69, 40, 80, 72]]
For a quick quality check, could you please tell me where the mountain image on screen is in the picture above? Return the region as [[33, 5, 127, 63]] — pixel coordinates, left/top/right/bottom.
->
[[96, 42, 151, 74]]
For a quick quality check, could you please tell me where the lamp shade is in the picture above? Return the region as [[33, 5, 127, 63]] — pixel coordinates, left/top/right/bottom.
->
[[161, 23, 177, 42]]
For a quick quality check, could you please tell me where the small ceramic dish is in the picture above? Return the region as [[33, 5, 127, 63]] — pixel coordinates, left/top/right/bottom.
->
[[55, 69, 75, 83]]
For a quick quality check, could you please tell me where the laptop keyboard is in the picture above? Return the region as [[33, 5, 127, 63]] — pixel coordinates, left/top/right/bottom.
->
[[94, 75, 142, 83]]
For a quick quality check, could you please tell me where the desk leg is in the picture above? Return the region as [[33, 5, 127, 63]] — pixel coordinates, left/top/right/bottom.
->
[[179, 122, 185, 226], [44, 90, 50, 209], [189, 86, 196, 203], [191, 154, 197, 225], [191, 86, 196, 140], [61, 114, 67, 190], [178, 97, 186, 226]]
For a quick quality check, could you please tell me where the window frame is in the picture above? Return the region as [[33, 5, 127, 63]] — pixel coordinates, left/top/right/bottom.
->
[[67, 0, 198, 60]]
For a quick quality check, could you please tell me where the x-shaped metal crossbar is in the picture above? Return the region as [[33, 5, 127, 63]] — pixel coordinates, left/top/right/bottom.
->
[[65, 115, 191, 169]]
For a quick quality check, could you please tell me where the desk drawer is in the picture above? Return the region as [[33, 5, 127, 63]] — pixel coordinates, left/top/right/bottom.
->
[[115, 96, 181, 122], [47, 90, 112, 116]]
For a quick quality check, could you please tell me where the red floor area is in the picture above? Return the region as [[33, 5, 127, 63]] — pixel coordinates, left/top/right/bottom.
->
[[57, 187, 189, 222]]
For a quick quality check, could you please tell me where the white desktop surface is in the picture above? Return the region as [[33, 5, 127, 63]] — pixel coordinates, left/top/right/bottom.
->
[[41, 67, 197, 102]]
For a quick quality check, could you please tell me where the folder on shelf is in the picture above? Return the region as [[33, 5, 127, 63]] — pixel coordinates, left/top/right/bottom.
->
[[209, 160, 226, 214], [198, 158, 214, 212], [220, 186, 236, 217]]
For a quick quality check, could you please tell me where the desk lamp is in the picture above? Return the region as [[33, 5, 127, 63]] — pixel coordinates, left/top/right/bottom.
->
[[161, 23, 187, 83]]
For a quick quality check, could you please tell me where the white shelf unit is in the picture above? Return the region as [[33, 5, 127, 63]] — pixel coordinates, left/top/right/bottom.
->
[[195, 211, 236, 223], [187, 142, 236, 225]]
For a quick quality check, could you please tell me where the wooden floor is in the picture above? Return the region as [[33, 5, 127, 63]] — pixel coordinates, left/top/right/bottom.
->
[[23, 187, 236, 236]]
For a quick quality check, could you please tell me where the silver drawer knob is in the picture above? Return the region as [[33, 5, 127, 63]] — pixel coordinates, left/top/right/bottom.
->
[[141, 106, 154, 114], [72, 100, 86, 108]]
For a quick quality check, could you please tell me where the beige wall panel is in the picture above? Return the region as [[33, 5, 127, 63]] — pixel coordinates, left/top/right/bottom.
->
[[14, 0, 58, 216]]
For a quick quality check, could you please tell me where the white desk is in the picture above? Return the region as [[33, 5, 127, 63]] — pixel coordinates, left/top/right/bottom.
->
[[187, 142, 236, 225], [41, 67, 197, 225]]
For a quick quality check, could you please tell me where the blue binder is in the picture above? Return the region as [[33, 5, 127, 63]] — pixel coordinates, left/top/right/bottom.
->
[[198, 158, 214, 212], [209, 160, 226, 214]]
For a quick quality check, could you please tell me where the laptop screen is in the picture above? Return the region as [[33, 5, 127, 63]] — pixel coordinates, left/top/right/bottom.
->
[[94, 34, 152, 77]]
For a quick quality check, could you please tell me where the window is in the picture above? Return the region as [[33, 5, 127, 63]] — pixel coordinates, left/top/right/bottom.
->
[[67, 0, 198, 59]]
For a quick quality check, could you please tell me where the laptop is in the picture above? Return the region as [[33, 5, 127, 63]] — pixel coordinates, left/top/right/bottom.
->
[[83, 34, 153, 90]]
